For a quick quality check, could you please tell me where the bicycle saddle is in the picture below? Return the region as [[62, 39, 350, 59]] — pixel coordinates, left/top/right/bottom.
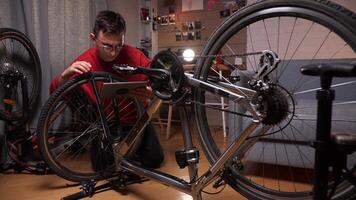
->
[[300, 63, 356, 77]]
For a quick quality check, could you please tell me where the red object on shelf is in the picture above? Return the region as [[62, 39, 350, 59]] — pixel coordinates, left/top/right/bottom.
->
[[140, 8, 150, 21]]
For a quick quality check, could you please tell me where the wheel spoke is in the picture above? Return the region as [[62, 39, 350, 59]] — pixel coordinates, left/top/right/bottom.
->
[[38, 73, 142, 181]]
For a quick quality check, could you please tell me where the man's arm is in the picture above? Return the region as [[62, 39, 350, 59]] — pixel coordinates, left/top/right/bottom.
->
[[49, 61, 92, 93], [59, 61, 92, 85]]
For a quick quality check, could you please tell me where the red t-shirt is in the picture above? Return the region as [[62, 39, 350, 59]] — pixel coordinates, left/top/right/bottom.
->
[[49, 44, 151, 125], [50, 44, 150, 92]]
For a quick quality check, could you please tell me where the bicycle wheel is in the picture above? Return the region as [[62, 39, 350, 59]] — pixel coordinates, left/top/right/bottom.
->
[[0, 28, 42, 121], [37, 72, 144, 182], [193, 0, 356, 199]]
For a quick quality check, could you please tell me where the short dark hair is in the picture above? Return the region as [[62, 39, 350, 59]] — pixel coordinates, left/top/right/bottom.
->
[[93, 10, 126, 36]]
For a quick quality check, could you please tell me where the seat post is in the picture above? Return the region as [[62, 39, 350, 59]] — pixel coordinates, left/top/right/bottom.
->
[[313, 75, 334, 200], [300, 62, 356, 200]]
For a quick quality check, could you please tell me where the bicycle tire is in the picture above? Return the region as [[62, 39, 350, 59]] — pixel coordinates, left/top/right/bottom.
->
[[193, 0, 356, 199], [0, 28, 42, 122], [37, 72, 144, 182]]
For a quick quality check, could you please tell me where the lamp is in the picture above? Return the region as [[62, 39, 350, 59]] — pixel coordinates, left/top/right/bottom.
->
[[182, 49, 195, 62]]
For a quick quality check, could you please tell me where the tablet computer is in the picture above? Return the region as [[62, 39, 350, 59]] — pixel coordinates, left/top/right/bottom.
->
[[101, 81, 147, 98]]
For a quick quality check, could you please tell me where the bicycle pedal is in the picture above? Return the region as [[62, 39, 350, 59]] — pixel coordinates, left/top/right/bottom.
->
[[112, 173, 148, 189], [80, 180, 96, 197], [212, 177, 225, 189]]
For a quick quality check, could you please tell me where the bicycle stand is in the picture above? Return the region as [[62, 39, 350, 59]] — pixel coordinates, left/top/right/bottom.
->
[[61, 173, 148, 200], [301, 63, 356, 200]]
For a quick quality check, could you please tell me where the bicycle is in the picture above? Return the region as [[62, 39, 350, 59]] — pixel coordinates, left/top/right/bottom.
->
[[0, 28, 45, 173], [0, 28, 42, 122], [301, 63, 356, 200], [37, 0, 356, 199]]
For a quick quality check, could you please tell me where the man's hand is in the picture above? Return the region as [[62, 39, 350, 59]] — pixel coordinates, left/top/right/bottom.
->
[[130, 86, 153, 105], [58, 61, 92, 85]]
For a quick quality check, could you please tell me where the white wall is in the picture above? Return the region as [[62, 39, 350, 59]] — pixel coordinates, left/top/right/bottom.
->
[[109, 0, 140, 47], [244, 0, 356, 66], [337, 0, 356, 12]]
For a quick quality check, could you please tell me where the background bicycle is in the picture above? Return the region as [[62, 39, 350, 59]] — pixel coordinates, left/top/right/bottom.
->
[[0, 28, 45, 174]]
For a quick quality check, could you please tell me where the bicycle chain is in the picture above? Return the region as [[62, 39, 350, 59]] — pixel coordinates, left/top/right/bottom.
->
[[175, 51, 265, 118], [188, 99, 253, 118]]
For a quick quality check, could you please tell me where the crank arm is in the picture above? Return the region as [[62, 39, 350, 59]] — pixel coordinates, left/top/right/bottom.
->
[[113, 64, 170, 81]]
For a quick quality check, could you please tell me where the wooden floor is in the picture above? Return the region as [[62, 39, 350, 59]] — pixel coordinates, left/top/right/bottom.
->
[[0, 125, 247, 200]]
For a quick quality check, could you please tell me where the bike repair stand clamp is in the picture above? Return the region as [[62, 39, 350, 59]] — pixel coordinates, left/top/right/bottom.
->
[[173, 102, 200, 182]]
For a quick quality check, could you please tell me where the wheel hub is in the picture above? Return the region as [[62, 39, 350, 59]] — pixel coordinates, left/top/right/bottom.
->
[[254, 84, 290, 125]]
